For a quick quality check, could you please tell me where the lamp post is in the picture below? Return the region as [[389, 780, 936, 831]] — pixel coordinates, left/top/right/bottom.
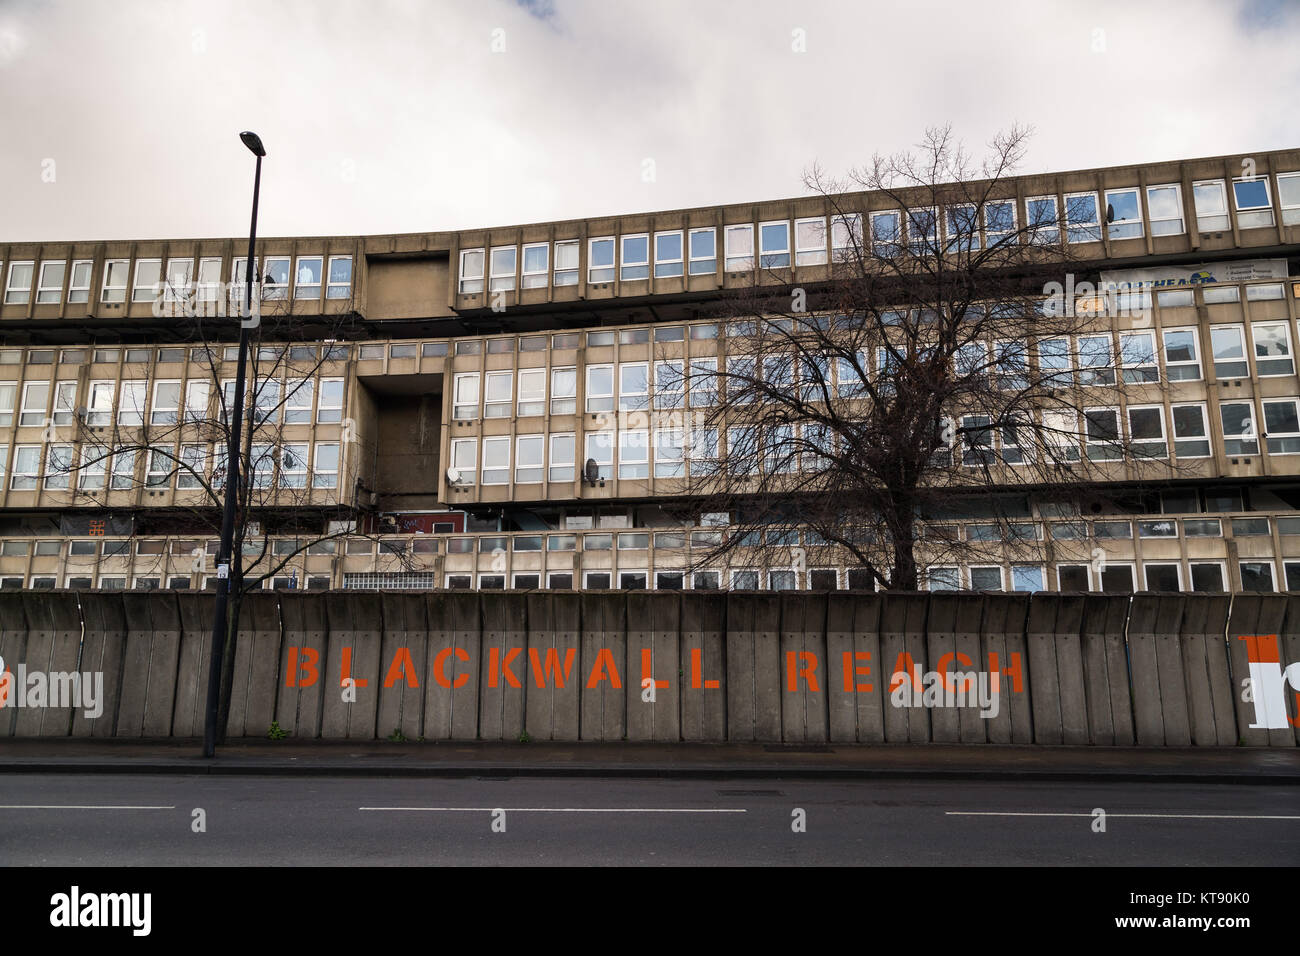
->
[[203, 131, 265, 758]]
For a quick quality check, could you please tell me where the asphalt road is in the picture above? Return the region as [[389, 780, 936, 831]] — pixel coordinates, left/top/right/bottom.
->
[[1, 774, 1296, 866]]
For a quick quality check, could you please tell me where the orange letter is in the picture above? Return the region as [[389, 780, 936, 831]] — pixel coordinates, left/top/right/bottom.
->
[[936, 651, 974, 693], [586, 648, 622, 688], [434, 647, 471, 689], [889, 652, 922, 692], [286, 647, 319, 688], [640, 649, 669, 691], [988, 651, 1023, 693], [490, 647, 524, 688], [383, 647, 419, 689], [339, 646, 368, 688], [528, 647, 576, 688], [690, 648, 720, 689], [785, 651, 820, 692], [841, 651, 873, 693]]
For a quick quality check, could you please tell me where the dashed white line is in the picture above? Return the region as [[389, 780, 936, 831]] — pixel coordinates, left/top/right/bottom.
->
[[360, 807, 746, 813], [0, 805, 177, 810], [946, 811, 1300, 820]]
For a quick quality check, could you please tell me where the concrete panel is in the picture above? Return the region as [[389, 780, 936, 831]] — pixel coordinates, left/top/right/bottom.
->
[[320, 592, 384, 739], [1152, 595, 1193, 747], [624, 592, 681, 742], [1180, 595, 1236, 746], [276, 593, 329, 739], [723, 593, 781, 742], [1283, 596, 1300, 747], [172, 593, 215, 739], [479, 593, 527, 741], [579, 592, 627, 741], [116, 592, 174, 737], [1225, 594, 1291, 747], [0, 593, 30, 736], [1025, 596, 1067, 744], [524, 592, 582, 740], [825, 593, 883, 743], [977, 594, 1027, 744], [923, 594, 977, 744], [421, 593, 477, 740], [141, 593, 184, 738], [1079, 596, 1134, 746], [778, 593, 828, 743], [225, 592, 280, 739], [75, 594, 127, 738], [679, 592, 726, 741], [21, 593, 82, 738], [377, 593, 428, 742], [879, 594, 930, 743]]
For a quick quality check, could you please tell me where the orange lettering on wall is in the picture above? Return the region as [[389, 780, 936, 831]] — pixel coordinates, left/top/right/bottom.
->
[[383, 647, 419, 688], [889, 652, 922, 692], [785, 651, 820, 692], [690, 648, 720, 689], [988, 651, 1023, 693], [936, 651, 974, 693], [529, 647, 576, 688], [285, 646, 320, 688], [490, 647, 523, 688], [640, 649, 669, 691], [841, 651, 873, 693], [340, 647, 368, 688], [586, 649, 622, 689], [434, 647, 471, 689]]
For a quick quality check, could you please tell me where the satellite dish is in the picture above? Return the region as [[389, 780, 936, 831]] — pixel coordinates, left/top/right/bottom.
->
[[584, 458, 600, 484], [446, 467, 461, 485]]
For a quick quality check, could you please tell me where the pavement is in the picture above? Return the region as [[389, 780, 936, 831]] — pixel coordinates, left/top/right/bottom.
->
[[1, 737, 1298, 783]]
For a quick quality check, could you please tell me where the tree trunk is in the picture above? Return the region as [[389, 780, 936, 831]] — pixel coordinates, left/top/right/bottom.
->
[[889, 507, 919, 591], [215, 592, 240, 744]]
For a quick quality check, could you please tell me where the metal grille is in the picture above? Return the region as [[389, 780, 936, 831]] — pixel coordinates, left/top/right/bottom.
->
[[342, 572, 436, 590]]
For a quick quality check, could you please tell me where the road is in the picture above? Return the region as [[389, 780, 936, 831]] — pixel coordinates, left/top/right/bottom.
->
[[1, 774, 1296, 865]]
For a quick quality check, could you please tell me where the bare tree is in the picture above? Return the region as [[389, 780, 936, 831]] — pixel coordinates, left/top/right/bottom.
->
[[677, 125, 1184, 590]]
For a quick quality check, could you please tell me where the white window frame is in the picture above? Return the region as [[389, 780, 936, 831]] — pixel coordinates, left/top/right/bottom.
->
[[588, 237, 615, 283], [906, 206, 939, 254], [44, 444, 73, 490], [101, 259, 129, 303], [449, 437, 477, 486], [517, 368, 546, 417], [11, 445, 40, 489], [1219, 400, 1259, 456], [830, 213, 863, 261], [1210, 324, 1249, 379], [326, 256, 352, 299], [521, 242, 549, 289], [584, 431, 613, 480], [1170, 402, 1211, 459], [483, 371, 513, 418], [292, 255, 322, 299], [67, 259, 93, 303], [794, 217, 827, 266], [1145, 183, 1185, 236], [620, 234, 650, 281], [688, 228, 716, 275], [317, 378, 344, 423], [1063, 191, 1101, 243], [514, 434, 544, 483], [481, 436, 511, 485], [177, 443, 207, 490], [4, 260, 33, 304], [1103, 187, 1144, 240], [149, 380, 181, 425], [453, 372, 480, 420], [1252, 322, 1295, 377], [1025, 195, 1059, 244], [724, 224, 754, 271], [36, 260, 66, 304], [618, 430, 649, 479], [758, 220, 790, 269], [458, 248, 485, 294], [283, 378, 313, 424], [77, 449, 106, 490], [550, 366, 576, 415], [618, 362, 649, 411], [110, 450, 136, 490], [585, 364, 614, 413], [553, 240, 579, 286], [1231, 176, 1275, 229], [1261, 397, 1300, 455], [653, 230, 684, 277], [131, 258, 162, 302], [654, 428, 685, 479], [1126, 404, 1168, 459], [488, 245, 517, 292], [1192, 179, 1230, 232], [19, 381, 49, 428], [1162, 327, 1201, 381], [548, 432, 575, 482], [1277, 171, 1300, 226]]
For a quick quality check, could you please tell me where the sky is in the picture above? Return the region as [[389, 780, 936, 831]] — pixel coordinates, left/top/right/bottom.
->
[[0, 0, 1297, 243]]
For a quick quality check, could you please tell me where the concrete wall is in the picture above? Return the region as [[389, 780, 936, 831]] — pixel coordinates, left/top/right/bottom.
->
[[1, 591, 1297, 747]]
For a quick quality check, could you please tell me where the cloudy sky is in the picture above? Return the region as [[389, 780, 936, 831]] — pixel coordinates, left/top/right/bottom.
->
[[1, 0, 1296, 243]]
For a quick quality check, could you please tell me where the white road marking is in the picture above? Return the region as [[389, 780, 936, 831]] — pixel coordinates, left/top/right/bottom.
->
[[946, 811, 1300, 820], [0, 805, 176, 810], [360, 807, 746, 813]]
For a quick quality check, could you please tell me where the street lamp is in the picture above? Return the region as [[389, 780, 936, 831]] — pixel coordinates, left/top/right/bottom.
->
[[203, 131, 265, 758]]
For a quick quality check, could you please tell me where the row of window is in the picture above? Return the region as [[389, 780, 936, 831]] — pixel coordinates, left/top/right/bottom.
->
[[0, 256, 354, 306], [0, 343, 352, 368], [456, 174, 1300, 291], [928, 559, 1292, 594], [0, 441, 342, 491], [0, 376, 345, 430]]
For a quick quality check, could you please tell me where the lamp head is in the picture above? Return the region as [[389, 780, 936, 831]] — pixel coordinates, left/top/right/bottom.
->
[[240, 131, 266, 157]]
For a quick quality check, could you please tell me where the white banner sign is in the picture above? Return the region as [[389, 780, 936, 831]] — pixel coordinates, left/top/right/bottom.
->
[[1100, 259, 1289, 290]]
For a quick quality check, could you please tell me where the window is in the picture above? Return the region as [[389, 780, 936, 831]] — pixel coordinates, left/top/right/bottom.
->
[[481, 437, 510, 484], [453, 373, 479, 420], [130, 259, 161, 302], [1119, 331, 1158, 383], [294, 256, 323, 299], [618, 430, 649, 478], [619, 234, 649, 280], [1084, 408, 1121, 460], [983, 200, 1016, 247], [1099, 564, 1135, 593], [1239, 561, 1275, 593], [548, 433, 575, 482], [1171, 403, 1211, 458], [1057, 566, 1089, 591], [283, 378, 313, 424], [651, 360, 684, 411], [326, 256, 352, 298], [906, 206, 938, 254], [1262, 398, 1300, 454], [945, 204, 979, 252], [449, 438, 476, 485], [260, 256, 289, 299], [308, 377, 340, 425], [150, 380, 180, 425], [36, 261, 65, 303], [870, 210, 901, 257], [43, 444, 72, 489], [724, 224, 754, 271], [274, 443, 306, 488], [101, 259, 129, 302], [1127, 405, 1167, 459], [1277, 171, 1300, 226], [1232, 177, 1274, 228], [688, 228, 716, 274], [65, 260, 93, 303], [1189, 563, 1225, 593], [1220, 401, 1258, 456], [689, 358, 717, 407], [484, 371, 512, 418], [521, 243, 548, 289], [654, 429, 684, 478], [1210, 325, 1248, 379], [553, 240, 579, 286], [584, 431, 613, 480], [758, 220, 790, 268], [177, 444, 206, 489], [4, 261, 33, 304], [252, 378, 281, 425], [1077, 335, 1115, 386], [1193, 180, 1230, 231], [1011, 566, 1045, 592], [104, 449, 134, 490], [588, 237, 615, 283], [619, 362, 649, 411], [1104, 188, 1143, 239], [1037, 338, 1071, 388], [541, 365, 576, 416], [507, 368, 544, 418], [1141, 563, 1180, 593], [77, 450, 105, 490], [1162, 328, 1201, 381], [930, 565, 962, 591], [586, 364, 614, 413], [1026, 195, 1059, 244], [1063, 192, 1101, 243], [488, 245, 517, 292], [51, 380, 76, 426], [1146, 183, 1184, 235], [19, 382, 49, 428], [515, 434, 544, 483], [794, 217, 826, 265], [830, 213, 862, 261], [459, 248, 485, 293], [1252, 323, 1294, 376]]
